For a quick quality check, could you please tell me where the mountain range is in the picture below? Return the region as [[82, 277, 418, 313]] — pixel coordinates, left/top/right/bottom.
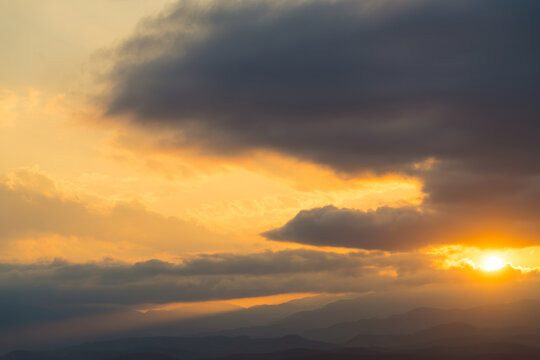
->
[[4, 299, 540, 360]]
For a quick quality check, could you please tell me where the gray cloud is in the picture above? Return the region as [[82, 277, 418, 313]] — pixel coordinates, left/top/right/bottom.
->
[[0, 248, 439, 349], [261, 155, 540, 250], [263, 190, 540, 250], [0, 249, 378, 285], [102, 0, 540, 250], [105, 0, 540, 175], [0, 249, 434, 328], [263, 206, 438, 250]]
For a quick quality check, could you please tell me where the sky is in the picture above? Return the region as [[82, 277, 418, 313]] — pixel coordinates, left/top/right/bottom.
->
[[2, 0, 540, 350]]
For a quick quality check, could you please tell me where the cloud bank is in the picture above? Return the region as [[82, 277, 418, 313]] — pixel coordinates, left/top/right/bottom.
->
[[0, 249, 435, 332], [105, 0, 540, 173], [102, 0, 540, 250]]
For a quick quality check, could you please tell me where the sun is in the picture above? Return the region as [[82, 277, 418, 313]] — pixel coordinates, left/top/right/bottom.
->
[[483, 256, 504, 271]]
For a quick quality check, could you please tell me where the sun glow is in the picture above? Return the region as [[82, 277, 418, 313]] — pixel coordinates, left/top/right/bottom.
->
[[483, 256, 504, 271]]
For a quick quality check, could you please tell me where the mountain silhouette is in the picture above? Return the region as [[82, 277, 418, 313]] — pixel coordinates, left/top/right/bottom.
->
[[5, 300, 540, 360]]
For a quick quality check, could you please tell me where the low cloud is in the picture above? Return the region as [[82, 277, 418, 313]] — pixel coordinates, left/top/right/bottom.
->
[[263, 206, 436, 250], [1, 248, 536, 332], [0, 249, 436, 330], [263, 171, 540, 250]]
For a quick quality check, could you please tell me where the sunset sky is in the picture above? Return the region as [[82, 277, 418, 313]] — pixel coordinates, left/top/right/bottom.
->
[[2, 0, 540, 350]]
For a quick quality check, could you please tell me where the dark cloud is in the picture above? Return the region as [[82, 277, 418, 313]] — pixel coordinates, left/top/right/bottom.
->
[[102, 0, 540, 250], [105, 0, 540, 174], [0, 249, 433, 320], [0, 249, 437, 345], [263, 206, 437, 250], [262, 165, 540, 250]]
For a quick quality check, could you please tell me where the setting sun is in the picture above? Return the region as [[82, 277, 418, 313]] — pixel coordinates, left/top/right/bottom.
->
[[484, 256, 505, 271]]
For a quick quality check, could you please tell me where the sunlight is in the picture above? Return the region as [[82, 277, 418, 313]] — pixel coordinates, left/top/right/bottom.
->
[[483, 256, 504, 271]]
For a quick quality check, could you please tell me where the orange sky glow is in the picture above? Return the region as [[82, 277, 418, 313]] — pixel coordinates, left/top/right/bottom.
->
[[2, 1, 540, 350]]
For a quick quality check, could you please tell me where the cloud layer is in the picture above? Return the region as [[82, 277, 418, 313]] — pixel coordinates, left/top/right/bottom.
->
[[0, 249, 435, 333], [0, 249, 426, 308], [0, 169, 224, 259]]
